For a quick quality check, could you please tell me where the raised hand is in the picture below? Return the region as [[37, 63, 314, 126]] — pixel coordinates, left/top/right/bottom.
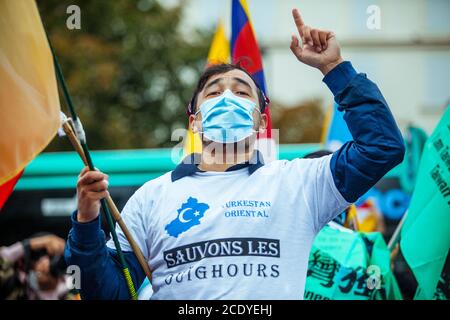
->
[[29, 234, 66, 256], [290, 8, 343, 75]]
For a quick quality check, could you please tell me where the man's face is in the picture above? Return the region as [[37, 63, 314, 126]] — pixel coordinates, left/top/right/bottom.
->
[[32, 255, 58, 291], [189, 69, 267, 141]]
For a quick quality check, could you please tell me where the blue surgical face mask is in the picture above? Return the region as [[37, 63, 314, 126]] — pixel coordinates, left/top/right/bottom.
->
[[195, 89, 259, 143]]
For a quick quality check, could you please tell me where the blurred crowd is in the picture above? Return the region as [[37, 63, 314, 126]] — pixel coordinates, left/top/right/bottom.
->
[[0, 233, 78, 300]]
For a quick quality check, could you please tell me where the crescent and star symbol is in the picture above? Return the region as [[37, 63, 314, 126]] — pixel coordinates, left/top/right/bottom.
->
[[178, 208, 201, 223]]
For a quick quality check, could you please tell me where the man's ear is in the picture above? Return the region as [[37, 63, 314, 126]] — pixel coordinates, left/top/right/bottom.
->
[[189, 114, 199, 133], [258, 113, 268, 133]]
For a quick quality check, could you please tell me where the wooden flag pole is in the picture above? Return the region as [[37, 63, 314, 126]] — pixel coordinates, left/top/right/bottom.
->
[[61, 116, 153, 283]]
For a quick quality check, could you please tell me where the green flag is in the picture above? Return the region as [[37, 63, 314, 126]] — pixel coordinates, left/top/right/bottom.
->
[[400, 106, 450, 300], [304, 224, 402, 300]]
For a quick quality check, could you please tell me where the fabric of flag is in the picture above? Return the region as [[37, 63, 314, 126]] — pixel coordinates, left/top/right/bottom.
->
[[0, 0, 60, 208], [184, 21, 230, 156], [305, 223, 403, 300], [416, 250, 449, 300], [231, 0, 275, 161], [322, 102, 353, 152], [0, 171, 23, 210], [400, 106, 450, 300], [231, 0, 266, 93], [206, 21, 230, 67]]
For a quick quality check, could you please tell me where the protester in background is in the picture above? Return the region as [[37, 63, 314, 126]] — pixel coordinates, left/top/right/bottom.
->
[[0, 233, 75, 300]]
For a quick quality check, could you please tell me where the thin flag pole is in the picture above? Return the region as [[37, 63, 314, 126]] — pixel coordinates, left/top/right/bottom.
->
[[50, 44, 137, 299], [388, 210, 408, 251]]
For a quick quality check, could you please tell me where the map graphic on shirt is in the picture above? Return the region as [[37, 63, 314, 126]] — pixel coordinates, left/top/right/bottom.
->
[[165, 197, 210, 237]]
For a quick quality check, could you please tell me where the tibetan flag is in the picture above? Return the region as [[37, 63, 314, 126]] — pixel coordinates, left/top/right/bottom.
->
[[231, 0, 275, 161], [184, 21, 230, 156], [322, 102, 353, 152], [0, 0, 61, 209], [400, 107, 450, 300], [231, 0, 266, 93]]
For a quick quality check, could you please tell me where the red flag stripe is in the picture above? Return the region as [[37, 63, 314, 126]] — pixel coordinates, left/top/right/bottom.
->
[[0, 170, 23, 210]]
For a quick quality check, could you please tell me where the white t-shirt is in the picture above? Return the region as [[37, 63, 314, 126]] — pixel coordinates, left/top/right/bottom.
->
[[107, 154, 350, 299]]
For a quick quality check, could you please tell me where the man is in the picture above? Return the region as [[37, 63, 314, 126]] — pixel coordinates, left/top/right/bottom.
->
[[1, 233, 72, 300], [64, 9, 405, 299]]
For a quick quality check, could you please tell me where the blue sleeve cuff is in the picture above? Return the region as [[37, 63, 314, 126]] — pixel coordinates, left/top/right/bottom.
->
[[322, 61, 358, 96], [70, 211, 102, 246]]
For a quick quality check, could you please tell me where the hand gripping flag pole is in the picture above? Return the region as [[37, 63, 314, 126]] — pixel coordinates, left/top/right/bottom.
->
[[59, 113, 153, 285], [52, 49, 152, 298], [55, 90, 137, 300]]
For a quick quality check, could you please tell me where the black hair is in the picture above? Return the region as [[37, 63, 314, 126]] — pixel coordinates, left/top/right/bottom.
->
[[22, 232, 66, 275], [187, 63, 268, 115]]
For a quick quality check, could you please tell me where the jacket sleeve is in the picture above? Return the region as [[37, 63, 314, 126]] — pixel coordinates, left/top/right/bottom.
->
[[64, 211, 146, 300], [324, 61, 405, 203]]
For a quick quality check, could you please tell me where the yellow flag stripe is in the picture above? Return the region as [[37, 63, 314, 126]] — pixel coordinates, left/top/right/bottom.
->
[[184, 19, 231, 156], [0, 0, 61, 185], [207, 20, 230, 65]]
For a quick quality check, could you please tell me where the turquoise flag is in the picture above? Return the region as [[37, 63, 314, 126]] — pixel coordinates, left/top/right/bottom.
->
[[305, 224, 402, 300], [400, 106, 450, 300]]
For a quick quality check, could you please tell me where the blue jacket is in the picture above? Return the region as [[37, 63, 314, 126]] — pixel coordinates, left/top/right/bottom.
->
[[64, 61, 405, 299]]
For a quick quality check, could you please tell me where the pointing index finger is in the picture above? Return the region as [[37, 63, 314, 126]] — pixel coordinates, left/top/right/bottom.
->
[[292, 8, 305, 34]]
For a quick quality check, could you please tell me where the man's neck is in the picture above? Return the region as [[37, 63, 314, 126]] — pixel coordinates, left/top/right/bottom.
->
[[199, 149, 254, 172]]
